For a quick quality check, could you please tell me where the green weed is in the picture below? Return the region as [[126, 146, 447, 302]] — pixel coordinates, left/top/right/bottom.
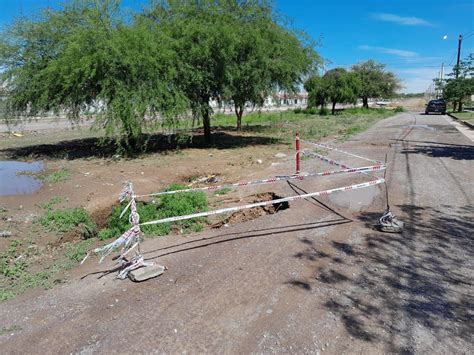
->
[[214, 187, 232, 196], [65, 240, 93, 263], [38, 196, 63, 210], [99, 183, 208, 239], [344, 125, 363, 136], [394, 106, 405, 112], [0, 325, 22, 335], [44, 168, 70, 183], [0, 240, 56, 301], [38, 208, 96, 238]]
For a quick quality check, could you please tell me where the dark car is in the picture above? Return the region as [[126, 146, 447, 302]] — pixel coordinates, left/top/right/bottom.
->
[[425, 99, 446, 115]]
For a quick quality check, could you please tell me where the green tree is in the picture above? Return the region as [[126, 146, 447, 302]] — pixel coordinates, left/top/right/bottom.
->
[[148, 0, 318, 135], [0, 0, 187, 150], [323, 68, 360, 115], [444, 54, 474, 112], [226, 10, 318, 130], [352, 60, 400, 108], [147, 0, 237, 142], [304, 75, 327, 109]]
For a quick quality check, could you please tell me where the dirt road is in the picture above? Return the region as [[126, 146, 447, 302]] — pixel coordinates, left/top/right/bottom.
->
[[1, 112, 473, 354]]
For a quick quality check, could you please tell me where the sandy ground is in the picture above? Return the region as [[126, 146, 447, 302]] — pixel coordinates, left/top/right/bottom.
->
[[0, 111, 473, 354]]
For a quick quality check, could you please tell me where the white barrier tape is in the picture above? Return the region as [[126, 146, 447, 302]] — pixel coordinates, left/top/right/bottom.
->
[[302, 140, 383, 164], [133, 165, 385, 198], [140, 178, 385, 226], [94, 225, 141, 263], [301, 150, 377, 179], [119, 182, 134, 202]]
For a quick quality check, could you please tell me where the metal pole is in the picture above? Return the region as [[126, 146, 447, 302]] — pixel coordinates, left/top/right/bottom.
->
[[295, 132, 300, 175], [455, 35, 462, 79], [454, 35, 463, 111]]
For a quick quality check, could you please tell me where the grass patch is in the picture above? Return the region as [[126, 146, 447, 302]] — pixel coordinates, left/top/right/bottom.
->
[[0, 240, 56, 301], [449, 110, 474, 123], [44, 168, 70, 183], [38, 196, 63, 210], [99, 183, 208, 239], [212, 107, 395, 143], [65, 240, 93, 263], [38, 207, 96, 238], [214, 187, 232, 196]]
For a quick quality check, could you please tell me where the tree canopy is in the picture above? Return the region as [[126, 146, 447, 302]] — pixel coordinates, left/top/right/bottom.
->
[[305, 61, 400, 114], [305, 68, 361, 115], [0, 0, 189, 149], [351, 60, 400, 108], [443, 54, 474, 112], [0, 0, 319, 148]]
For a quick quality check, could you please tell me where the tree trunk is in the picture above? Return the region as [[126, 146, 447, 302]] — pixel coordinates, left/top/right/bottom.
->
[[332, 101, 336, 115], [203, 109, 211, 143], [458, 101, 463, 112], [362, 97, 369, 108], [235, 104, 244, 131]]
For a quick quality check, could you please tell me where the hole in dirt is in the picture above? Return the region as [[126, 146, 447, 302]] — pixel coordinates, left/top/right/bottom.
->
[[212, 192, 289, 228], [51, 205, 113, 247]]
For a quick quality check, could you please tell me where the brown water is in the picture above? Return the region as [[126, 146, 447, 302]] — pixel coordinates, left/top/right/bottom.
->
[[0, 161, 44, 196]]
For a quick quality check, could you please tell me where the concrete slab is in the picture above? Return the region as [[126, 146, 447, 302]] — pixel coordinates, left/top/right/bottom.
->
[[129, 264, 166, 282]]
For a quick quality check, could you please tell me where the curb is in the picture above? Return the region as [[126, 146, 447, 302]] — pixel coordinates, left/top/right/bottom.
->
[[447, 112, 474, 130]]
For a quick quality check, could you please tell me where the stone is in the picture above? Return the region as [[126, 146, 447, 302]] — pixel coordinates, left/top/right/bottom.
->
[[129, 264, 166, 282], [275, 153, 287, 158]]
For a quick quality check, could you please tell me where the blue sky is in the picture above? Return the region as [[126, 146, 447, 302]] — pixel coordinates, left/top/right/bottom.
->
[[1, 0, 473, 92]]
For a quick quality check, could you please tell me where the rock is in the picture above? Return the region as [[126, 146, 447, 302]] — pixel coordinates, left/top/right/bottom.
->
[[129, 264, 166, 282], [256, 159, 263, 164], [0, 230, 11, 238], [275, 153, 287, 158]]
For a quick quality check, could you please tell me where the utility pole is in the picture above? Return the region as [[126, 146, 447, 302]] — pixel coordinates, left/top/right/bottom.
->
[[438, 62, 444, 98], [455, 35, 463, 79], [454, 35, 463, 111]]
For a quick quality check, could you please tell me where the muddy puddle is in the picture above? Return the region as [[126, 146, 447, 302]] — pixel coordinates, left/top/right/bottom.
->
[[0, 160, 44, 196]]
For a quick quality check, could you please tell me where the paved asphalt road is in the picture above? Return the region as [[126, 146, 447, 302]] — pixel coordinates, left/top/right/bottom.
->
[[1, 112, 472, 354]]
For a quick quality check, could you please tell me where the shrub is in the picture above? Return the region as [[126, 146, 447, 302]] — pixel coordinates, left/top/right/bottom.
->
[[293, 108, 302, 114], [319, 107, 329, 116], [302, 107, 318, 115], [394, 106, 405, 112], [99, 184, 208, 239], [39, 208, 96, 238]]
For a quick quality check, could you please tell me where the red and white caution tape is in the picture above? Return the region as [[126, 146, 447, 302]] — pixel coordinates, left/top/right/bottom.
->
[[140, 178, 385, 226], [133, 165, 385, 198], [82, 182, 142, 265], [301, 149, 370, 173], [302, 140, 383, 164]]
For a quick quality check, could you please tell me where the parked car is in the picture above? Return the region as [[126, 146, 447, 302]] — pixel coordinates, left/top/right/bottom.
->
[[425, 99, 446, 115]]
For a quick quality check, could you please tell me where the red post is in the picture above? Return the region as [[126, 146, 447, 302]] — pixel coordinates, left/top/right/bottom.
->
[[295, 132, 300, 175]]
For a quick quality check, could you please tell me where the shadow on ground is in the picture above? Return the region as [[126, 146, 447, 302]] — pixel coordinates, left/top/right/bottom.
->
[[0, 131, 281, 160], [400, 144, 474, 160], [289, 204, 474, 353]]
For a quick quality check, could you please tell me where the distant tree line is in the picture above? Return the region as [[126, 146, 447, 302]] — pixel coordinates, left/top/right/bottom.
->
[[434, 54, 474, 112], [0, 0, 319, 148], [304, 60, 400, 115]]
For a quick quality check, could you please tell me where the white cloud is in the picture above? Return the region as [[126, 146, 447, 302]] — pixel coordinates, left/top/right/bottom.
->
[[371, 13, 433, 26], [358, 45, 418, 58]]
